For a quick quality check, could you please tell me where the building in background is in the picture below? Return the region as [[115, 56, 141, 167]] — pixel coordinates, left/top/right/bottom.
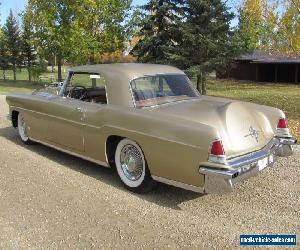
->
[[220, 50, 300, 83]]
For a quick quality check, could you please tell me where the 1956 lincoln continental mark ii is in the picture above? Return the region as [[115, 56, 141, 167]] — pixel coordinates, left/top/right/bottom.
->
[[6, 63, 297, 194]]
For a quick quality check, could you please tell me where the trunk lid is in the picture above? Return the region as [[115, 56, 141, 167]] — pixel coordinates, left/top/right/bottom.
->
[[150, 96, 274, 158]]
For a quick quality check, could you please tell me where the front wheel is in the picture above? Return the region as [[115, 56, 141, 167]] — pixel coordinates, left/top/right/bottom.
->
[[115, 138, 156, 193]]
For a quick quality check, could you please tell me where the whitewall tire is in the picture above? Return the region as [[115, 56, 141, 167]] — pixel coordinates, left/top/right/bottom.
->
[[17, 113, 32, 144], [115, 138, 156, 193]]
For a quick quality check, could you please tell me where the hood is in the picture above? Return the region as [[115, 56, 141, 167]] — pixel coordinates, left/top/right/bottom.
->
[[150, 96, 274, 158]]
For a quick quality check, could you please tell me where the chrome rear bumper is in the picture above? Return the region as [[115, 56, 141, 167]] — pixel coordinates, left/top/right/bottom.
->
[[199, 137, 297, 194]]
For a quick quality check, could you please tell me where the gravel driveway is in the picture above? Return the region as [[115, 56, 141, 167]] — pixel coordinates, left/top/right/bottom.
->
[[0, 95, 299, 249]]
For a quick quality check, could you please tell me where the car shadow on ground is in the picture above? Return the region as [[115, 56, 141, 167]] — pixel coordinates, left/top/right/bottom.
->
[[0, 126, 203, 210]]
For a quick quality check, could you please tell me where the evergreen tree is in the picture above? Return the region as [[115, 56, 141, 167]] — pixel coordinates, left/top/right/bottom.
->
[[3, 9, 22, 81], [21, 9, 37, 82], [0, 29, 10, 80], [130, 0, 186, 64], [179, 0, 234, 94]]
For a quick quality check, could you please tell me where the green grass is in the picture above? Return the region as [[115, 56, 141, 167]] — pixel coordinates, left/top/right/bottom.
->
[[206, 78, 300, 140], [0, 76, 299, 140], [0, 80, 45, 95], [1, 67, 68, 82]]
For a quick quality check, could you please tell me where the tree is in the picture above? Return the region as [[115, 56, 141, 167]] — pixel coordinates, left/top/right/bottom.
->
[[28, 0, 81, 81], [77, 0, 131, 64], [2, 9, 22, 81], [233, 0, 299, 55], [130, 0, 186, 64], [235, 0, 263, 51], [277, 0, 300, 55], [21, 8, 37, 82], [0, 29, 10, 80], [179, 0, 234, 94], [28, 0, 131, 81]]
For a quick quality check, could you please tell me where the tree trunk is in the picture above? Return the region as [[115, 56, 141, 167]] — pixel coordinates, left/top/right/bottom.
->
[[13, 64, 16, 81], [28, 61, 32, 82], [196, 73, 202, 94], [28, 68, 32, 82], [89, 52, 95, 65], [202, 74, 207, 95], [3, 70, 6, 80], [57, 56, 62, 82]]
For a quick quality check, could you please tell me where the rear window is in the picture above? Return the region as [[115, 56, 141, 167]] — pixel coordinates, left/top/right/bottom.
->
[[130, 74, 199, 108]]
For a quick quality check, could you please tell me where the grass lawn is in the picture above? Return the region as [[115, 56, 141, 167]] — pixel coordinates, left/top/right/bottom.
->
[[0, 68, 68, 82], [207, 79, 300, 140], [0, 80, 45, 95], [0, 77, 299, 140]]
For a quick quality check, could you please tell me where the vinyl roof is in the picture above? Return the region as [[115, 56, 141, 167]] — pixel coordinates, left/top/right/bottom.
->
[[69, 63, 185, 106], [69, 63, 184, 81]]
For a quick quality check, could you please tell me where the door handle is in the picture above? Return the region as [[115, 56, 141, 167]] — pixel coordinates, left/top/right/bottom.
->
[[76, 107, 83, 112]]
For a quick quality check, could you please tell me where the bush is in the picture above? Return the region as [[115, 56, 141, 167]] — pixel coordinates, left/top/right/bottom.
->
[[30, 66, 44, 82]]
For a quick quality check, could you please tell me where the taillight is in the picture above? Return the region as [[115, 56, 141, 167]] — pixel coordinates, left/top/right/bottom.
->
[[277, 118, 288, 129], [210, 140, 225, 156], [209, 140, 226, 164], [276, 117, 291, 138]]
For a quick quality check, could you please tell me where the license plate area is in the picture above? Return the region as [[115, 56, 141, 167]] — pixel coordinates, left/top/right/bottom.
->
[[258, 154, 274, 171]]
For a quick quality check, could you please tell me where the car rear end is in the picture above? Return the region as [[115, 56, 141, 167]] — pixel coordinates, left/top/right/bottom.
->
[[199, 117, 297, 194]]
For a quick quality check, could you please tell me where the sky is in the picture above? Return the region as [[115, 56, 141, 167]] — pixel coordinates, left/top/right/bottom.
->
[[0, 0, 239, 26]]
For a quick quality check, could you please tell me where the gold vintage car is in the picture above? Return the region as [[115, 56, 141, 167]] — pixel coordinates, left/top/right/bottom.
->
[[6, 63, 297, 193]]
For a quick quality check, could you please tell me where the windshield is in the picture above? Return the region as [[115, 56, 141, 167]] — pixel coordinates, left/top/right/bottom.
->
[[130, 74, 200, 108]]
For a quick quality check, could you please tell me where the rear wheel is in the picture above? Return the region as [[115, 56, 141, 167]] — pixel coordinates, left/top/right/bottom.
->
[[115, 138, 156, 193], [17, 113, 33, 144]]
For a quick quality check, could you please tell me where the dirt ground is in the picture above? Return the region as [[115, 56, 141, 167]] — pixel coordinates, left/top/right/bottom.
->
[[0, 95, 299, 249]]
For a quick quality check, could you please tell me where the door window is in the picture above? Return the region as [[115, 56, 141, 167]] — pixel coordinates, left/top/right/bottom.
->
[[63, 72, 107, 104]]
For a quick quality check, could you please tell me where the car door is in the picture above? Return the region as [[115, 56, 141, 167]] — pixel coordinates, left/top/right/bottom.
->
[[80, 101, 107, 163], [45, 96, 85, 153]]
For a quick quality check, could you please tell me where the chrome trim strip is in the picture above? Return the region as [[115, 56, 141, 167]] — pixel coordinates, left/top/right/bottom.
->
[[31, 138, 109, 167], [152, 175, 204, 193], [104, 85, 109, 105], [11, 106, 87, 127], [128, 79, 136, 108], [102, 125, 201, 149], [276, 136, 297, 145], [11, 106, 201, 149], [226, 143, 273, 168], [199, 168, 238, 179], [143, 98, 200, 110]]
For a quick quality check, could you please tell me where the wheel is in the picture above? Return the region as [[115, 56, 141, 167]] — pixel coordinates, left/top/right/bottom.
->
[[115, 138, 156, 193], [17, 113, 33, 144]]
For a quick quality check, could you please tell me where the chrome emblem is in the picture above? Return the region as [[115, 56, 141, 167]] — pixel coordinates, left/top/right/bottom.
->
[[245, 126, 259, 142]]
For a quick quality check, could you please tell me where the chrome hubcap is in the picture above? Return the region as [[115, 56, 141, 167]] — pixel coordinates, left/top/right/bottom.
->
[[120, 144, 143, 181]]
